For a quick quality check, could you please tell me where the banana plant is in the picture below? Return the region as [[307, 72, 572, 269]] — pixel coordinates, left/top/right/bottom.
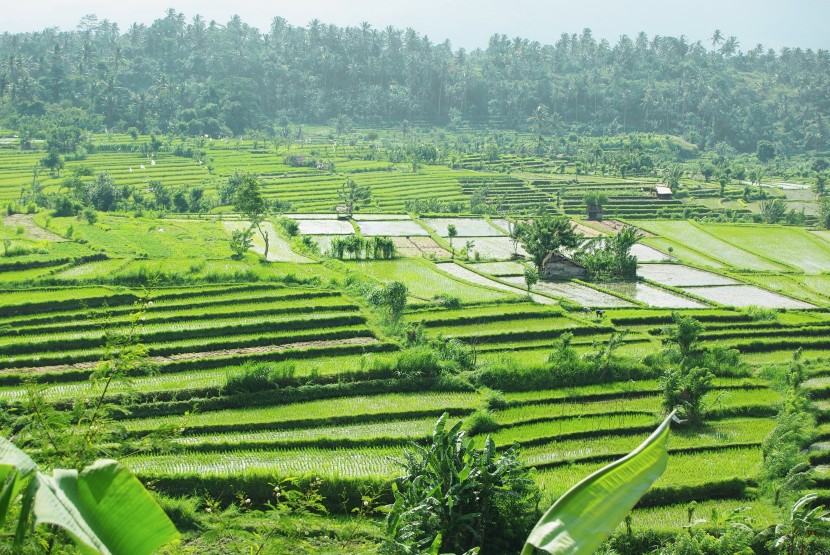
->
[[0, 437, 178, 555], [522, 411, 676, 555]]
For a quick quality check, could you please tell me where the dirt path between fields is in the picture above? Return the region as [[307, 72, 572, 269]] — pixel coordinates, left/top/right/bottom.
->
[[4, 336, 380, 376], [3, 214, 67, 242]]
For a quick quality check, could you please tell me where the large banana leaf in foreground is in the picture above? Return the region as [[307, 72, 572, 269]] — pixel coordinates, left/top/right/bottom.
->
[[0, 437, 178, 555], [522, 411, 675, 555]]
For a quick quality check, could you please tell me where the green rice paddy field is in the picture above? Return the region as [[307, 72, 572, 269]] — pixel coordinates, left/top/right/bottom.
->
[[1, 132, 829, 541]]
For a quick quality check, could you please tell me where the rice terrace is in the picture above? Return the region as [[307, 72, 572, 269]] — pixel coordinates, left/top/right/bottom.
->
[[1, 5, 830, 554]]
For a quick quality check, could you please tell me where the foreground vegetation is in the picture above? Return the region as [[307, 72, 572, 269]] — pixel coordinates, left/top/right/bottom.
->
[[1, 12, 829, 552]]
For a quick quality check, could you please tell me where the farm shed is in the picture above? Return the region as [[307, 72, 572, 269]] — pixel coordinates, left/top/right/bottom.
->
[[655, 186, 673, 199], [541, 252, 587, 279]]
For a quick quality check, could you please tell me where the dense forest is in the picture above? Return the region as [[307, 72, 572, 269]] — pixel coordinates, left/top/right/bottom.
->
[[1, 9, 829, 155]]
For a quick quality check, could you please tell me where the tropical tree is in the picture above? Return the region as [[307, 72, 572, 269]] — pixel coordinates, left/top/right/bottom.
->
[[665, 311, 703, 357], [338, 177, 371, 217], [521, 215, 583, 272], [447, 223, 457, 255], [660, 365, 714, 425], [820, 197, 830, 229], [523, 266, 539, 292], [711, 29, 724, 49], [748, 166, 765, 188], [664, 165, 683, 188], [464, 239, 476, 260], [233, 173, 270, 258], [229, 226, 254, 258], [761, 198, 787, 224]]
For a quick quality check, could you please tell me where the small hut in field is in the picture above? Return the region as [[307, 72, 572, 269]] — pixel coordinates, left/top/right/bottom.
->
[[541, 252, 587, 279], [655, 185, 673, 200]]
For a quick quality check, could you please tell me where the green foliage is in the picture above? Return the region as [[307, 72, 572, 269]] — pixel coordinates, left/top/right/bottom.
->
[[219, 171, 244, 205], [760, 198, 787, 224], [329, 235, 396, 260], [745, 305, 778, 322], [233, 174, 266, 220], [584, 191, 609, 212], [393, 347, 440, 380], [576, 224, 642, 280], [522, 412, 674, 555], [229, 226, 254, 258], [465, 408, 499, 435], [85, 172, 123, 212], [760, 350, 816, 507], [368, 280, 408, 322], [0, 437, 178, 554], [434, 294, 461, 309], [524, 265, 539, 292], [83, 206, 98, 224], [660, 366, 714, 425], [385, 414, 540, 555], [756, 141, 776, 162], [475, 334, 655, 391], [337, 177, 371, 217], [758, 494, 830, 555], [482, 388, 508, 411], [233, 174, 270, 257], [223, 361, 298, 395], [276, 217, 299, 237], [664, 312, 704, 357], [521, 215, 583, 272]]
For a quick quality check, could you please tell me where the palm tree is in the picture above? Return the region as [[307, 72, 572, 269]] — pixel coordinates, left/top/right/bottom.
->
[[711, 29, 724, 50], [719, 36, 740, 58]]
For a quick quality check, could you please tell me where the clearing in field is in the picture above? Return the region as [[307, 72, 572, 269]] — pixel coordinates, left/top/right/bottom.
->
[[391, 236, 450, 258], [355, 220, 429, 236], [465, 236, 527, 260], [500, 276, 634, 307], [682, 284, 816, 309], [598, 282, 707, 308], [630, 243, 674, 262], [295, 219, 354, 235], [424, 218, 506, 237], [41, 214, 233, 259], [704, 224, 830, 274], [637, 220, 789, 271], [222, 221, 314, 263], [352, 259, 514, 302], [637, 264, 738, 287], [435, 262, 555, 304]]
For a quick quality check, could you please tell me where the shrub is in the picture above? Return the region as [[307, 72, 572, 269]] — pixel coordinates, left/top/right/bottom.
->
[[83, 206, 98, 224], [660, 366, 714, 425], [384, 414, 540, 555], [434, 294, 461, 309], [483, 388, 508, 410], [465, 408, 499, 435], [277, 217, 299, 236], [746, 305, 778, 322], [155, 494, 203, 532], [224, 361, 298, 394], [394, 347, 440, 380]]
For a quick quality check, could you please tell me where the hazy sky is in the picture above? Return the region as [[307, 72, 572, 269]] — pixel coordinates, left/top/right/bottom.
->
[[1, 0, 827, 52]]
